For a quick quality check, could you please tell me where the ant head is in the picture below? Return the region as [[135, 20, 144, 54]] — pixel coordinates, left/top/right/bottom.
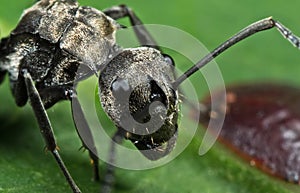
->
[[99, 47, 178, 160]]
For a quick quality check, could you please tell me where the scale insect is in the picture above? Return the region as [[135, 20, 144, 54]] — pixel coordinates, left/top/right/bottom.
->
[[0, 0, 300, 193], [199, 83, 300, 183]]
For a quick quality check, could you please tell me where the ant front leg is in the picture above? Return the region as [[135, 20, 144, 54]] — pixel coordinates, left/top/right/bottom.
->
[[21, 69, 81, 193], [104, 5, 159, 50], [38, 86, 101, 181], [70, 92, 100, 181], [35, 85, 101, 182], [100, 130, 124, 193], [72, 90, 124, 193]]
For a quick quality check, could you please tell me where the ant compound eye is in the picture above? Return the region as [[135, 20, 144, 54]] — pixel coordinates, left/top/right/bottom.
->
[[162, 54, 175, 66], [111, 78, 130, 92], [111, 78, 130, 96]]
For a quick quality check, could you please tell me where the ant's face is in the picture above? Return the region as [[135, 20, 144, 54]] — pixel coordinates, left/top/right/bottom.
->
[[98, 47, 179, 160]]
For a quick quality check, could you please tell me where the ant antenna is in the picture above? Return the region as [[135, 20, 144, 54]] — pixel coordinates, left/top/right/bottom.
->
[[172, 17, 300, 89]]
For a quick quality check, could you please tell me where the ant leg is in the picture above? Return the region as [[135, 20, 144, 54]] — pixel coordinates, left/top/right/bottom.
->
[[71, 93, 100, 181], [104, 5, 159, 50], [104, 5, 177, 68], [38, 86, 100, 181], [22, 69, 81, 193], [101, 130, 124, 193]]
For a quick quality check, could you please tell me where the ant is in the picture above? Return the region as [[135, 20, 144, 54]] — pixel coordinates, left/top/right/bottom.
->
[[0, 0, 299, 192]]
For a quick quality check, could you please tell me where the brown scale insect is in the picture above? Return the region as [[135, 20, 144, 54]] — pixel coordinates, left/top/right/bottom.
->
[[199, 83, 300, 183]]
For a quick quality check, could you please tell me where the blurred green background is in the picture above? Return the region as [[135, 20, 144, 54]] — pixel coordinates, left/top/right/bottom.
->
[[1, 0, 300, 193]]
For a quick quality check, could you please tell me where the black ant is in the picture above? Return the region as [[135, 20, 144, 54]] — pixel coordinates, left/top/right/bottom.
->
[[0, 0, 299, 192]]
